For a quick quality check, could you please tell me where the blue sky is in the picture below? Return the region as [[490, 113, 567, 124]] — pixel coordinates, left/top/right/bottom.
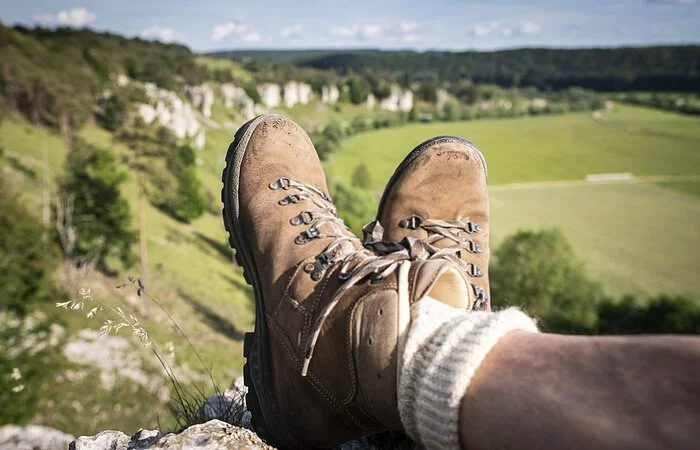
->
[[2, 0, 699, 52]]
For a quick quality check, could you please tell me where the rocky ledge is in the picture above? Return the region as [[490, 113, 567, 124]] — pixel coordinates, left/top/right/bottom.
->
[[69, 420, 273, 450]]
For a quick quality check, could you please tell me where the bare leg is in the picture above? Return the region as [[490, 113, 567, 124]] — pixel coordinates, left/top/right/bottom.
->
[[460, 331, 700, 450]]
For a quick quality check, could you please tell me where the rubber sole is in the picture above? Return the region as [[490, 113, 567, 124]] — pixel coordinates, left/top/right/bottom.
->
[[220, 115, 302, 449], [376, 136, 488, 218]]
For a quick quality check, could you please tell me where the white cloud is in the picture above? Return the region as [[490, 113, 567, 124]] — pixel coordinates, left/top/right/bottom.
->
[[281, 24, 304, 39], [34, 8, 96, 27], [212, 20, 261, 43], [399, 22, 421, 34], [141, 25, 176, 43], [647, 0, 696, 4], [330, 25, 358, 37], [362, 25, 382, 38], [467, 21, 501, 37], [519, 21, 542, 35], [467, 20, 541, 38], [330, 24, 382, 40]]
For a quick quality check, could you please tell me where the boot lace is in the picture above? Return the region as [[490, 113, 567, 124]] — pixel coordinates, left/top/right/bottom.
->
[[270, 177, 411, 375], [363, 216, 489, 310]]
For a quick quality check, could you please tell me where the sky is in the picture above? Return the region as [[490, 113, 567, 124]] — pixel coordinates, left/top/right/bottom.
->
[[1, 0, 699, 52]]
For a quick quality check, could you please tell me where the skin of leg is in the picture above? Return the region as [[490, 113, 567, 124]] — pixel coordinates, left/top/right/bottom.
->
[[459, 331, 700, 450]]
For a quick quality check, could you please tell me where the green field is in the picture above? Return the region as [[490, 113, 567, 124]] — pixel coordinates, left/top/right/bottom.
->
[[328, 105, 700, 300]]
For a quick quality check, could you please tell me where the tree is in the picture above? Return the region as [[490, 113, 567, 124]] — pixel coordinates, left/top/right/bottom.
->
[[351, 164, 371, 189], [331, 182, 375, 236], [0, 179, 59, 314], [490, 228, 603, 332], [416, 83, 438, 103], [166, 144, 205, 223], [596, 295, 700, 335], [173, 168, 205, 222], [58, 138, 136, 271], [347, 76, 370, 105]]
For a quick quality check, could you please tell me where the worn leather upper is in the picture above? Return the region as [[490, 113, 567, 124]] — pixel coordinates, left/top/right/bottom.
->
[[237, 117, 470, 447], [376, 138, 491, 310]]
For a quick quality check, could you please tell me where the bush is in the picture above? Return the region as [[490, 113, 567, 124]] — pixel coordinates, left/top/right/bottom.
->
[[596, 295, 700, 335], [173, 168, 206, 222], [331, 182, 376, 236], [59, 138, 136, 270], [491, 228, 603, 331], [347, 76, 370, 105], [351, 164, 372, 189], [0, 180, 60, 314]]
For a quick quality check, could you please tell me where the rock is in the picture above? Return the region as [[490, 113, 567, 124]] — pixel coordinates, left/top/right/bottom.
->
[[366, 94, 376, 109], [0, 424, 74, 450], [63, 329, 171, 401], [197, 377, 251, 429], [379, 86, 414, 112], [321, 85, 340, 104], [283, 81, 313, 108], [138, 82, 205, 149], [130, 429, 164, 448], [185, 85, 215, 119], [70, 421, 272, 450], [221, 84, 256, 119], [154, 420, 273, 449], [257, 84, 281, 108], [70, 430, 130, 450]]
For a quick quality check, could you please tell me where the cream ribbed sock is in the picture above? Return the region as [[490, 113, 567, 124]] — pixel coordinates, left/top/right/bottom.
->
[[398, 297, 538, 449]]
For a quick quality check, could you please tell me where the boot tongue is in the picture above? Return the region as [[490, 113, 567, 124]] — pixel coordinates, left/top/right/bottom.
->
[[411, 260, 473, 309]]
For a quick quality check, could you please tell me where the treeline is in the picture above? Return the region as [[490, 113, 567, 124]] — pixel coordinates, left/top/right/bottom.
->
[[287, 46, 700, 93]]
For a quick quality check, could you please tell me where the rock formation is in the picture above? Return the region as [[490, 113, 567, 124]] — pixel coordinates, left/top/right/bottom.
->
[[379, 86, 414, 112], [283, 81, 313, 108], [137, 82, 205, 149], [257, 84, 281, 108], [0, 424, 74, 450], [321, 85, 340, 104], [185, 85, 215, 119], [221, 84, 256, 119]]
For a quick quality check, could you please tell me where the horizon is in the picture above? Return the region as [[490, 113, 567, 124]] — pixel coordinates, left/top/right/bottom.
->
[[1, 0, 699, 52]]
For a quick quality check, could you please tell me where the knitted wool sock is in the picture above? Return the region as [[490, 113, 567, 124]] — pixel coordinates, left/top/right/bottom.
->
[[398, 297, 538, 449]]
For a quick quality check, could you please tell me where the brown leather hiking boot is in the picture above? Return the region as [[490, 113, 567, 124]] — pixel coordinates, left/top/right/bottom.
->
[[364, 136, 491, 311], [221, 116, 474, 448]]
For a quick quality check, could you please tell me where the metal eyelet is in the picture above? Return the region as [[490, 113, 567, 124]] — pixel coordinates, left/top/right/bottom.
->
[[471, 284, 488, 301], [269, 177, 291, 190], [466, 240, 483, 254], [399, 215, 423, 230], [466, 222, 482, 233], [294, 227, 320, 244], [290, 211, 315, 226], [279, 194, 302, 206], [466, 263, 483, 277]]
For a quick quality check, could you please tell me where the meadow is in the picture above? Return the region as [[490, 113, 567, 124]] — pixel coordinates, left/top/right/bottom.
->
[[328, 105, 700, 299]]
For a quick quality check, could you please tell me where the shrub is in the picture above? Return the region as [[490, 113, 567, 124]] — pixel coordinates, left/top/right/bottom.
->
[[0, 179, 60, 314], [331, 182, 376, 236], [59, 138, 136, 270], [351, 164, 372, 189], [491, 228, 603, 331]]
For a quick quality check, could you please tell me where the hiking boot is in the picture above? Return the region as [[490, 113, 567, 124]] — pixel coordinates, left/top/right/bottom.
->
[[221, 116, 474, 448], [364, 136, 491, 311]]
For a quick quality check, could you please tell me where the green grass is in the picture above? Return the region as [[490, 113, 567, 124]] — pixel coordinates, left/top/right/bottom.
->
[[195, 56, 253, 83], [658, 180, 700, 198], [329, 105, 700, 300], [490, 182, 700, 300], [329, 105, 700, 189]]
